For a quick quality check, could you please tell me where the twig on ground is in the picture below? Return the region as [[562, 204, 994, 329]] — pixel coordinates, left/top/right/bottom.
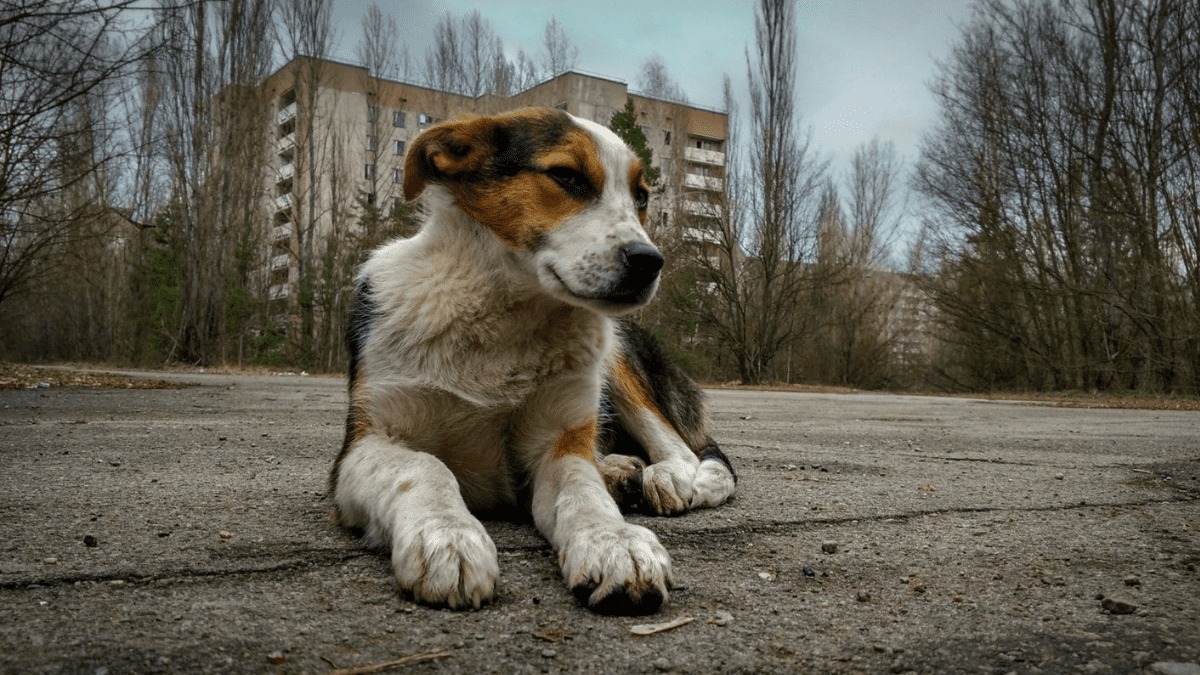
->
[[329, 648, 452, 675]]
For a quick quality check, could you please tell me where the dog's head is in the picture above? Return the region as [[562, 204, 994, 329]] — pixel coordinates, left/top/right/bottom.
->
[[404, 108, 662, 314]]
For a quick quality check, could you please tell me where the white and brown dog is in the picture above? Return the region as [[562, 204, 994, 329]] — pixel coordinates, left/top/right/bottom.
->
[[330, 107, 736, 615]]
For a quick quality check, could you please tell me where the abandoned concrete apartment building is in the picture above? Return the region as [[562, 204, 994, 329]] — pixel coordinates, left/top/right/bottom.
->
[[259, 56, 728, 309]]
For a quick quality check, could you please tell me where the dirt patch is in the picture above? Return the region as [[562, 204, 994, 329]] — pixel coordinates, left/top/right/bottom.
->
[[0, 363, 181, 390]]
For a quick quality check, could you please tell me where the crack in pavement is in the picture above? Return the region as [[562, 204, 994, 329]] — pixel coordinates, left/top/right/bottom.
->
[[658, 495, 1198, 544], [1, 548, 370, 591]]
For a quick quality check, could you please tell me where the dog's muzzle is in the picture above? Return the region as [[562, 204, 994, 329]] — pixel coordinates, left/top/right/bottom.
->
[[603, 242, 664, 305]]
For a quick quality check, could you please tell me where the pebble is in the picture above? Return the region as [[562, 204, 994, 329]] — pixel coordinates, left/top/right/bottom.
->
[[802, 566, 816, 577], [1055, 473, 1065, 480], [652, 657, 672, 671], [83, 535, 98, 548], [1101, 595, 1138, 614], [856, 590, 871, 603], [708, 611, 733, 626], [266, 651, 286, 665], [1123, 576, 1141, 587], [218, 531, 233, 539], [541, 649, 557, 658], [42, 557, 57, 565], [821, 541, 839, 554]]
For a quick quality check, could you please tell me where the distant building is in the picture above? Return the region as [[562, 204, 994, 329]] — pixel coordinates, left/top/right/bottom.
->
[[257, 56, 728, 309]]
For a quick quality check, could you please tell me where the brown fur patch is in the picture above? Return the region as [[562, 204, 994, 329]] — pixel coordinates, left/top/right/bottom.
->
[[629, 160, 649, 225], [554, 418, 599, 461], [403, 108, 607, 250], [611, 356, 672, 428]]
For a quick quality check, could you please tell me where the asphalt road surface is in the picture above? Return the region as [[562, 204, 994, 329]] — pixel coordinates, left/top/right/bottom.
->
[[2, 370, 1198, 674]]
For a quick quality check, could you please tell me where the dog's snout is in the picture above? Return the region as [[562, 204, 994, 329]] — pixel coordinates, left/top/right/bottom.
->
[[620, 242, 664, 278]]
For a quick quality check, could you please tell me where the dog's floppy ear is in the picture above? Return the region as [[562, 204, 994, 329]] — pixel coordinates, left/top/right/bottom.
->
[[403, 117, 493, 202]]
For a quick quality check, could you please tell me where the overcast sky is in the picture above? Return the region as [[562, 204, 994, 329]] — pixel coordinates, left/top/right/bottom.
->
[[325, 1, 975, 177]]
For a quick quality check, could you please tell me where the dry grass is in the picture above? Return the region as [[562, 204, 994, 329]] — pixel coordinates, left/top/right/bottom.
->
[[0, 363, 181, 390], [704, 380, 1200, 411]]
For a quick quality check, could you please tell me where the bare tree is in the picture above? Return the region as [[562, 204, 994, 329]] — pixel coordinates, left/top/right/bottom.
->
[[803, 140, 908, 387], [0, 0, 154, 321], [915, 0, 1200, 392], [637, 55, 688, 103], [422, 10, 508, 103], [278, 0, 336, 366], [154, 0, 274, 364], [674, 0, 829, 385], [541, 16, 578, 77]]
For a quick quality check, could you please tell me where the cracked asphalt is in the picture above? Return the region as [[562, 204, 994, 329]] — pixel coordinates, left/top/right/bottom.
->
[[2, 371, 1198, 674]]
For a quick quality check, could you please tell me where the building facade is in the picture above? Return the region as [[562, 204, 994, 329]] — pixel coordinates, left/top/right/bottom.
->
[[257, 56, 728, 315]]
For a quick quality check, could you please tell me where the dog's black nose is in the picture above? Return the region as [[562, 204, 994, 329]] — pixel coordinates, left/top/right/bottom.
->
[[620, 242, 664, 278]]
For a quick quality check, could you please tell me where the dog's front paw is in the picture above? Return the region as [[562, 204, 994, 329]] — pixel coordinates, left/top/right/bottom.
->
[[560, 523, 672, 615], [392, 514, 498, 609], [690, 459, 736, 509], [642, 458, 697, 515]]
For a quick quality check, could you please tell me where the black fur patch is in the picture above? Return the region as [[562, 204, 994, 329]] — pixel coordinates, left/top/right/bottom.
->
[[613, 320, 708, 450], [329, 278, 378, 498], [698, 439, 738, 484]]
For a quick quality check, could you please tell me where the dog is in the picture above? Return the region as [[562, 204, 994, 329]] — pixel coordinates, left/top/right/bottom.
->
[[329, 107, 736, 615]]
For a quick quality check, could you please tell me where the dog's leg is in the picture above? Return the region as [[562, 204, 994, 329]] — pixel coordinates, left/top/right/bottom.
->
[[609, 357, 736, 515], [519, 381, 672, 615], [334, 434, 499, 609]]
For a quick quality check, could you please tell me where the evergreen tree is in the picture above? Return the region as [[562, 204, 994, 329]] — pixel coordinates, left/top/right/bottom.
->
[[608, 99, 660, 187]]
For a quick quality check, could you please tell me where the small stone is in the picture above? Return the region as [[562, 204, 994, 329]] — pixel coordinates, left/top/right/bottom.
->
[[83, 535, 98, 548], [912, 582, 927, 594], [856, 590, 871, 603], [821, 541, 839, 554], [218, 531, 233, 539], [1101, 595, 1138, 614], [802, 566, 816, 577], [652, 657, 672, 671], [266, 651, 286, 665], [708, 611, 734, 626], [1149, 663, 1200, 675], [42, 557, 57, 565], [1055, 473, 1065, 480], [1123, 576, 1141, 587], [541, 649, 557, 658], [757, 571, 774, 581]]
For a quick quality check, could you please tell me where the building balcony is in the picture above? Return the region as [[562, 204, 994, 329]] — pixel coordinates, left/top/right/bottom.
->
[[683, 173, 724, 192], [268, 283, 291, 301], [683, 226, 722, 245], [682, 199, 720, 219], [272, 224, 290, 242], [274, 193, 292, 212], [276, 162, 294, 183], [277, 102, 296, 125], [276, 132, 295, 154], [684, 146, 725, 166], [270, 253, 290, 271]]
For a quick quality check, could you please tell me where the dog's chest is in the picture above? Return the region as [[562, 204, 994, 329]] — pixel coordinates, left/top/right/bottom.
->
[[372, 277, 609, 407]]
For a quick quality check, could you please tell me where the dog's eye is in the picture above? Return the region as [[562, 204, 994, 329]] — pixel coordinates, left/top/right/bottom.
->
[[633, 187, 649, 211], [545, 166, 592, 198]]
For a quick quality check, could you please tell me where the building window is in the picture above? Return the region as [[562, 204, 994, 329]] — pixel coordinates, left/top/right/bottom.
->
[[394, 140, 406, 156], [366, 192, 377, 206], [394, 167, 403, 184], [418, 113, 437, 128], [367, 135, 377, 151], [392, 111, 406, 128], [664, 130, 672, 146], [367, 106, 379, 122], [364, 163, 376, 180]]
